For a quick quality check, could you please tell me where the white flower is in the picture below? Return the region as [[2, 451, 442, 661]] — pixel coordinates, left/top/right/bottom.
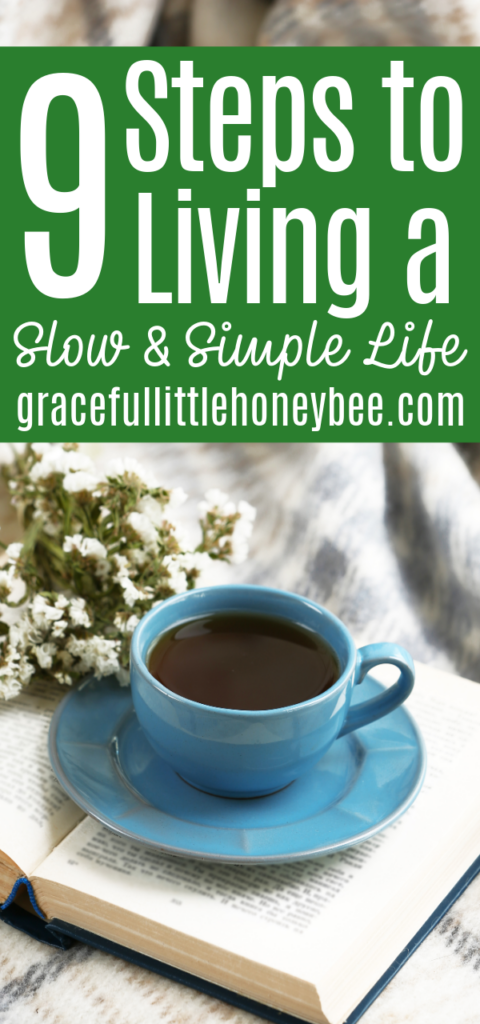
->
[[0, 670, 23, 699], [8, 615, 31, 649], [176, 550, 211, 574], [0, 613, 35, 695], [30, 595, 65, 629], [62, 471, 102, 494], [79, 537, 107, 560], [113, 554, 130, 578], [129, 548, 148, 569], [0, 566, 16, 599], [33, 642, 57, 669], [106, 457, 159, 491], [136, 494, 165, 529], [30, 447, 95, 482], [18, 656, 35, 685], [51, 619, 68, 640], [230, 500, 256, 564], [198, 488, 236, 518], [31, 442, 52, 456], [63, 534, 83, 554], [63, 535, 107, 560], [0, 444, 25, 466], [114, 613, 139, 634], [197, 491, 256, 563], [127, 512, 158, 554], [5, 543, 23, 563], [64, 452, 95, 473], [163, 556, 188, 594], [99, 506, 112, 521], [166, 487, 188, 511], [66, 635, 121, 678], [117, 577, 146, 607], [0, 651, 27, 697], [69, 598, 91, 628], [54, 672, 73, 687]]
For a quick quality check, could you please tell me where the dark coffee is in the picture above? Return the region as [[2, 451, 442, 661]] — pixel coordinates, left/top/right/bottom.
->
[[147, 612, 340, 711]]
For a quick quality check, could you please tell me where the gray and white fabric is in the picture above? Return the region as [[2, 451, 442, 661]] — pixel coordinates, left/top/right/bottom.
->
[[1, 441, 480, 1024], [257, 0, 480, 47], [0, 0, 163, 45]]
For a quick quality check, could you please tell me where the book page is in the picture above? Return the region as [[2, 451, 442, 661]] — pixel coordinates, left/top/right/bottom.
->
[[32, 662, 480, 989], [0, 680, 84, 882]]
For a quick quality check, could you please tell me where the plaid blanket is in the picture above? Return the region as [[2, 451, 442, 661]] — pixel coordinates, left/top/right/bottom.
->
[[0, 0, 162, 45]]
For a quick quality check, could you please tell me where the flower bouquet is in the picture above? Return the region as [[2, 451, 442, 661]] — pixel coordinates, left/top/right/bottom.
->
[[0, 444, 255, 699]]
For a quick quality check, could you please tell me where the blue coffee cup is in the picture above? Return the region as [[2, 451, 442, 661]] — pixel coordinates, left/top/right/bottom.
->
[[130, 585, 415, 798]]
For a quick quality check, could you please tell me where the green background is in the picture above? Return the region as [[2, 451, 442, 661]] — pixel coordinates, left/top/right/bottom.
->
[[1, 47, 477, 439]]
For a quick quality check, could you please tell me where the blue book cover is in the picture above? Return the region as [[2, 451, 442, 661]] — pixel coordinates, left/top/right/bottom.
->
[[2, 853, 480, 1024]]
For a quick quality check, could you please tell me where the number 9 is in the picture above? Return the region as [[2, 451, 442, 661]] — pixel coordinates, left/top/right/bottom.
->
[[21, 73, 105, 299]]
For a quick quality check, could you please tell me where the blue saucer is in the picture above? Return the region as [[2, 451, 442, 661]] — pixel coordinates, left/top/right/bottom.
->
[[49, 675, 426, 863]]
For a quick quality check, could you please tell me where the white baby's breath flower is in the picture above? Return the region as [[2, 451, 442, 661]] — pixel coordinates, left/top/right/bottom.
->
[[176, 551, 211, 574], [0, 443, 252, 699], [33, 642, 57, 669], [8, 615, 31, 649], [31, 443, 52, 456], [0, 566, 16, 600], [54, 672, 73, 687], [30, 447, 95, 483], [106, 457, 160, 491], [66, 635, 121, 677], [114, 613, 140, 634], [69, 597, 91, 628], [62, 471, 102, 494], [128, 548, 148, 569], [51, 619, 68, 640], [136, 494, 165, 528], [30, 595, 65, 628], [165, 487, 188, 512], [64, 452, 95, 473], [30, 450, 66, 480], [0, 672, 23, 699], [117, 577, 146, 607], [79, 537, 108, 560], [230, 500, 256, 564], [63, 534, 83, 554], [112, 554, 130, 578], [5, 543, 22, 564], [0, 443, 25, 468], [63, 535, 107, 560], [127, 512, 158, 554], [198, 488, 236, 518], [0, 652, 26, 697], [163, 556, 188, 594]]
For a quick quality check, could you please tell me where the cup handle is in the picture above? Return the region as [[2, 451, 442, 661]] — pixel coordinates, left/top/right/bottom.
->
[[338, 643, 415, 738]]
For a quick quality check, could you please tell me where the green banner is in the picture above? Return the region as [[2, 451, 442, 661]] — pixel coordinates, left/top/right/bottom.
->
[[1, 47, 477, 439]]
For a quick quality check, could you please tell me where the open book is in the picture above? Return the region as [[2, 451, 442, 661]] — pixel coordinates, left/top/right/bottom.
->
[[1, 663, 480, 1024]]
